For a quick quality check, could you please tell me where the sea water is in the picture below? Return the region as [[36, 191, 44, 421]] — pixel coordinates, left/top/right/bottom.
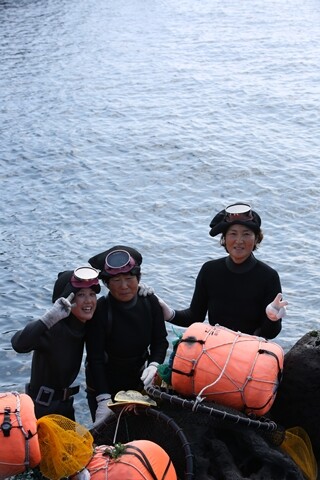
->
[[1, 0, 320, 426]]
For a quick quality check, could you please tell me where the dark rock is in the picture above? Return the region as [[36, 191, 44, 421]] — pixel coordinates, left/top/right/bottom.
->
[[270, 330, 320, 461]]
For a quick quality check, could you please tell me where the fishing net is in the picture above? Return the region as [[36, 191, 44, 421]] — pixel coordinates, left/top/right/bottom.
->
[[90, 405, 194, 480], [144, 386, 309, 480], [9, 387, 317, 480], [37, 414, 94, 480], [146, 385, 282, 438]]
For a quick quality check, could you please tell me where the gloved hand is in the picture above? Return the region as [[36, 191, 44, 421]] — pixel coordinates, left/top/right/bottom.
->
[[266, 293, 288, 321], [138, 282, 155, 297], [156, 295, 175, 322], [74, 468, 90, 480], [40, 293, 75, 329], [93, 394, 115, 427], [141, 362, 159, 388]]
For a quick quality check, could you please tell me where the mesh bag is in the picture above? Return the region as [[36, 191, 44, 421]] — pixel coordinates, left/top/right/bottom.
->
[[37, 414, 94, 480], [90, 405, 194, 480], [280, 427, 318, 480]]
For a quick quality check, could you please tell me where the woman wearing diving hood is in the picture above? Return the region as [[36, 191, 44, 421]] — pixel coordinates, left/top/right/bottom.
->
[[11, 266, 100, 420], [158, 203, 288, 340], [85, 245, 168, 426]]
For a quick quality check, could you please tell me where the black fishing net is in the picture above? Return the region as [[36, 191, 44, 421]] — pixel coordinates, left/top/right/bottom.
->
[[156, 400, 305, 480], [90, 396, 307, 480]]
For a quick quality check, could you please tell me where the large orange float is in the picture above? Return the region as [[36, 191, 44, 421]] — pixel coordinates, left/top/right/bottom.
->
[[171, 323, 284, 416], [86, 440, 177, 479], [0, 392, 41, 479]]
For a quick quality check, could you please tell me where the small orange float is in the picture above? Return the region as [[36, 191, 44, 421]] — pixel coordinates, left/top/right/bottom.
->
[[87, 440, 177, 480]]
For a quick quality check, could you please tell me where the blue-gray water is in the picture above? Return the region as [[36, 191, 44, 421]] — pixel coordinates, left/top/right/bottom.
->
[[1, 0, 320, 427]]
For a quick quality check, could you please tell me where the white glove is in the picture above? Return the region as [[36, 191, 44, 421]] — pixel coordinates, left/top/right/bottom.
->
[[40, 293, 75, 329], [74, 468, 91, 480], [141, 362, 159, 388], [266, 293, 288, 321], [138, 282, 154, 297], [93, 394, 115, 427], [156, 295, 175, 322]]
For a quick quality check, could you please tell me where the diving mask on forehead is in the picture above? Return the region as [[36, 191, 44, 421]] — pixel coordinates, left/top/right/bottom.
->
[[225, 203, 253, 222], [104, 249, 137, 276], [70, 266, 100, 288], [209, 202, 261, 237]]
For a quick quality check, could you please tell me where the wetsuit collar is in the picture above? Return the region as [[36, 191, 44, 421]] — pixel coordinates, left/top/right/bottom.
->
[[225, 253, 257, 273], [109, 294, 138, 309], [67, 314, 87, 331]]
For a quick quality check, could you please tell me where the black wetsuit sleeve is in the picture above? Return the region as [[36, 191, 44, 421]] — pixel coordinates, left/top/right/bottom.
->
[[148, 295, 169, 364], [11, 320, 49, 352], [12, 315, 86, 391], [170, 265, 209, 328], [253, 268, 283, 339]]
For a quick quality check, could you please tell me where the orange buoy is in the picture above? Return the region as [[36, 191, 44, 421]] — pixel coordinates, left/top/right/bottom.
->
[[0, 392, 41, 479], [171, 323, 284, 416], [87, 440, 177, 479]]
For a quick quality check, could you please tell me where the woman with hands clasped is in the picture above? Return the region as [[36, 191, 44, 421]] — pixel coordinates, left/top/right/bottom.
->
[[158, 203, 288, 340], [11, 266, 101, 420], [85, 245, 169, 426]]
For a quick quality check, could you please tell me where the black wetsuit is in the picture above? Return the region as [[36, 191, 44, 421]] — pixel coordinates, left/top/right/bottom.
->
[[11, 314, 85, 419], [172, 254, 283, 339], [85, 293, 168, 419]]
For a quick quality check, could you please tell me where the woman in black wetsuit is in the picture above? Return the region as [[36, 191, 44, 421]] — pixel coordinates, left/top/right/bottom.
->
[[158, 202, 288, 340], [11, 266, 100, 420], [85, 245, 169, 426]]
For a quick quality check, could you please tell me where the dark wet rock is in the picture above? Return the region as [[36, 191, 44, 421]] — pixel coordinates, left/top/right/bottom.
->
[[270, 330, 320, 461]]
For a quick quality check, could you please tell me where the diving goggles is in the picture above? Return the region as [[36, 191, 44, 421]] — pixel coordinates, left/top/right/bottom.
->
[[224, 203, 253, 223], [104, 249, 136, 276], [70, 266, 100, 288]]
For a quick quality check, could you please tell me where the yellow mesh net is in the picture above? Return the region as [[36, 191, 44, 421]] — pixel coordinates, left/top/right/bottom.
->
[[281, 427, 318, 480], [37, 414, 94, 480]]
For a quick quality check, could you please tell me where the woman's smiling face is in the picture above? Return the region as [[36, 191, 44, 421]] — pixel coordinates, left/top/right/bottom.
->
[[225, 224, 257, 264], [71, 288, 97, 323]]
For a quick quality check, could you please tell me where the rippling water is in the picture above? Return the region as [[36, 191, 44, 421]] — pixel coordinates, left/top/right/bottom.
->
[[1, 0, 320, 426]]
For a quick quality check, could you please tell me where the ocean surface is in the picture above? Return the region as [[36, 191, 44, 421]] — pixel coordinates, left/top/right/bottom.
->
[[1, 0, 320, 427]]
